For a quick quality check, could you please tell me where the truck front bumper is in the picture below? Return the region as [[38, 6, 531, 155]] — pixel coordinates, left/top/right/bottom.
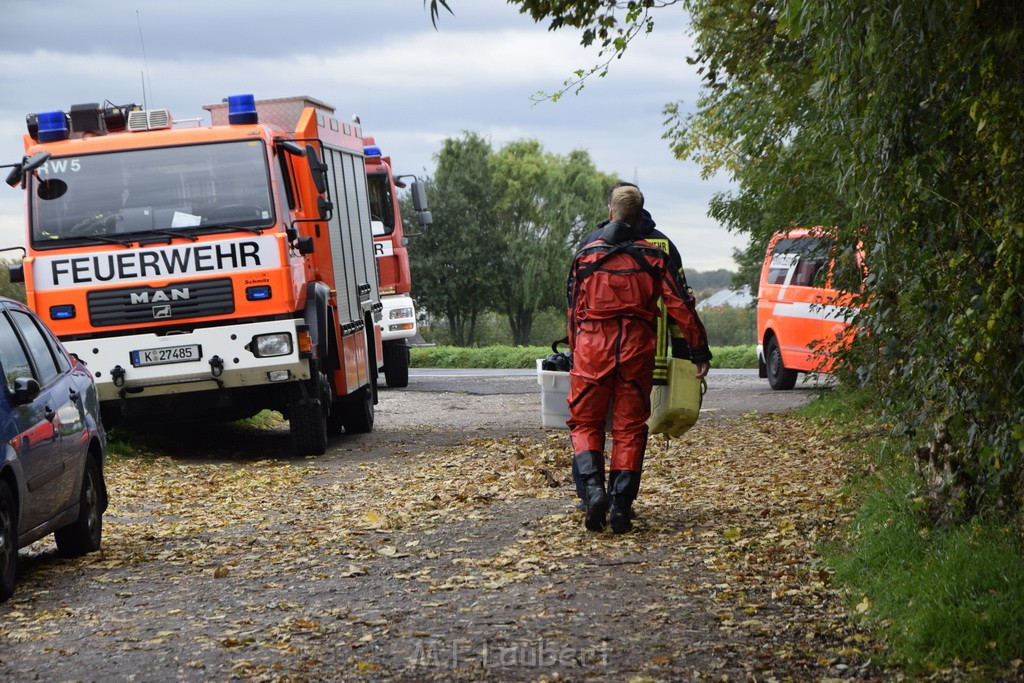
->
[[379, 294, 417, 342], [66, 319, 311, 403]]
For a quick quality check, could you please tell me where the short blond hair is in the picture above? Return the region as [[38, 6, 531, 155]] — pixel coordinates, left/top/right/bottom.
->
[[609, 184, 644, 225]]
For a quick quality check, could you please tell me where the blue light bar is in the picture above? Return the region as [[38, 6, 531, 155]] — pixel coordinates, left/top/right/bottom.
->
[[363, 145, 382, 158], [49, 304, 76, 320], [37, 111, 70, 142], [246, 285, 272, 301], [227, 94, 258, 125]]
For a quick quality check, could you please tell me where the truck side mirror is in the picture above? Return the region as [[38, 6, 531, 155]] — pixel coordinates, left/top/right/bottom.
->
[[305, 144, 328, 195], [411, 180, 428, 211], [410, 181, 432, 227], [8, 263, 23, 284], [5, 151, 51, 188]]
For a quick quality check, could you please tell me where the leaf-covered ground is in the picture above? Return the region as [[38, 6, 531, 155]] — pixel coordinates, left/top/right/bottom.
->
[[0, 413, 890, 681]]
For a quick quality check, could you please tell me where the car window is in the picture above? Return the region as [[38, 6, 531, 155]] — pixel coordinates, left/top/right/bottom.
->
[[0, 313, 34, 392], [10, 309, 62, 388]]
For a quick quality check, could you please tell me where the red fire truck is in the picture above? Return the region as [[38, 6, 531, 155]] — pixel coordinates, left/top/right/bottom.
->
[[363, 136, 431, 388], [6, 94, 382, 455]]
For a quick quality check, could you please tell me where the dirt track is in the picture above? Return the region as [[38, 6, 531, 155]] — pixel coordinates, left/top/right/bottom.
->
[[1, 371, 884, 682]]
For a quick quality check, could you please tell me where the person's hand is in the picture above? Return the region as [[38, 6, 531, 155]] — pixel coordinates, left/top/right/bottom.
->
[[695, 362, 710, 379]]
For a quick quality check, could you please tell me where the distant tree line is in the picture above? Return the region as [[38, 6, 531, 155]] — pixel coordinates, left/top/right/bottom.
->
[[402, 135, 750, 350]]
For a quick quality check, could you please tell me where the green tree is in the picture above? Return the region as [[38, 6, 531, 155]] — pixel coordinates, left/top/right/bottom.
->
[[668, 0, 1024, 521], [490, 141, 613, 345], [409, 133, 502, 347]]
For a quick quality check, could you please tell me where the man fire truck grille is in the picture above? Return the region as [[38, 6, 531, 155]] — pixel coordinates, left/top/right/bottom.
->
[[87, 277, 235, 327]]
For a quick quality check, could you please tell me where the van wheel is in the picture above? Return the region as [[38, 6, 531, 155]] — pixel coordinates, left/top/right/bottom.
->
[[766, 336, 798, 390], [0, 481, 17, 602], [383, 340, 410, 388], [55, 457, 104, 558]]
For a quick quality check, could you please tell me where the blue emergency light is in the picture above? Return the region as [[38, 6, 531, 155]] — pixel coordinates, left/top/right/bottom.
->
[[227, 94, 258, 125], [37, 111, 70, 142], [245, 285, 272, 301], [49, 304, 76, 320], [363, 145, 382, 158]]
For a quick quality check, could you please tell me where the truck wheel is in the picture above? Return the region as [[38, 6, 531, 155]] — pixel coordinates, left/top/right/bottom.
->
[[340, 386, 374, 434], [0, 480, 17, 602], [383, 340, 410, 388], [55, 457, 104, 558], [289, 380, 329, 456], [766, 336, 798, 390]]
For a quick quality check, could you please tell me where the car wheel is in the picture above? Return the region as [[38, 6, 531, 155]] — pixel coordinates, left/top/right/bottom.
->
[[289, 379, 329, 456], [766, 336, 798, 391], [383, 341, 410, 388], [55, 457, 104, 558], [0, 480, 17, 602]]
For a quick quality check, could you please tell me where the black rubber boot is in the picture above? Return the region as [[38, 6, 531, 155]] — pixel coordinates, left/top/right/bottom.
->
[[571, 457, 586, 511], [574, 451, 609, 532], [609, 470, 641, 534]]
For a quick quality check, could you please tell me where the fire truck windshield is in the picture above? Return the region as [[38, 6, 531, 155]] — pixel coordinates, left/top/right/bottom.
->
[[29, 140, 275, 247], [366, 173, 395, 235]]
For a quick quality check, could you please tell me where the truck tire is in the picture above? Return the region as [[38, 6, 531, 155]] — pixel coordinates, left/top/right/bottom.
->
[[55, 456, 104, 558], [383, 340, 410, 388], [766, 335, 798, 390], [289, 380, 329, 456], [340, 385, 374, 434], [0, 480, 16, 602]]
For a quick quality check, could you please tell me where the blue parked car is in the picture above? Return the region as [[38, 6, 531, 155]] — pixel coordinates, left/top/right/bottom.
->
[[0, 296, 108, 602]]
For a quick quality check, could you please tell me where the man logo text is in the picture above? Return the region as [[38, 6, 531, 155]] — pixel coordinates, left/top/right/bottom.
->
[[131, 289, 190, 305]]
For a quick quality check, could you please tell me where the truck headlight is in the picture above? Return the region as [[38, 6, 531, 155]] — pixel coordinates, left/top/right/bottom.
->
[[389, 307, 414, 320], [252, 333, 293, 357]]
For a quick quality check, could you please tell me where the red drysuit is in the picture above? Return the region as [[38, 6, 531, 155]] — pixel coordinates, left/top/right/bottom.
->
[[567, 223, 711, 472]]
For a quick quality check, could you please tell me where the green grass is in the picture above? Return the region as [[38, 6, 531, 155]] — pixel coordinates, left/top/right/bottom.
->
[[807, 389, 1024, 673], [410, 344, 758, 369]]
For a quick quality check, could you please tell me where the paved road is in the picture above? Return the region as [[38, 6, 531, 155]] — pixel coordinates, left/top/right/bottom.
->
[[374, 368, 831, 434]]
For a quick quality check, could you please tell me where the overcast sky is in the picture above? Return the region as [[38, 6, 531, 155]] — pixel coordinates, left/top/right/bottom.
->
[[0, 0, 745, 272]]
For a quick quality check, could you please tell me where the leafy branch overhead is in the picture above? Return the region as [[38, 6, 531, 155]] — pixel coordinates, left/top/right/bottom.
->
[[426, 1, 672, 99]]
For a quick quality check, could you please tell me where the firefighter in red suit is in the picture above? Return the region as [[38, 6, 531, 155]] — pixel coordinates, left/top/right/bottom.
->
[[566, 184, 711, 533]]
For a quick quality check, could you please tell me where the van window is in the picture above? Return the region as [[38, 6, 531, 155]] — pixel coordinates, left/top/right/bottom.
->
[[830, 245, 864, 293], [768, 236, 830, 286]]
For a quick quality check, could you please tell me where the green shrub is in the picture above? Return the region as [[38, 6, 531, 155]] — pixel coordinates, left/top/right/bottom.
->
[[700, 305, 756, 346]]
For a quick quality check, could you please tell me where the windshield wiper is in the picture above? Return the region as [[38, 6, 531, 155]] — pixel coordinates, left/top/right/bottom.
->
[[140, 228, 201, 243], [83, 234, 135, 248], [202, 222, 266, 235]]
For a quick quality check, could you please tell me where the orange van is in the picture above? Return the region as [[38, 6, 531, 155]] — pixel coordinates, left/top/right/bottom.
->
[[756, 227, 864, 389]]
